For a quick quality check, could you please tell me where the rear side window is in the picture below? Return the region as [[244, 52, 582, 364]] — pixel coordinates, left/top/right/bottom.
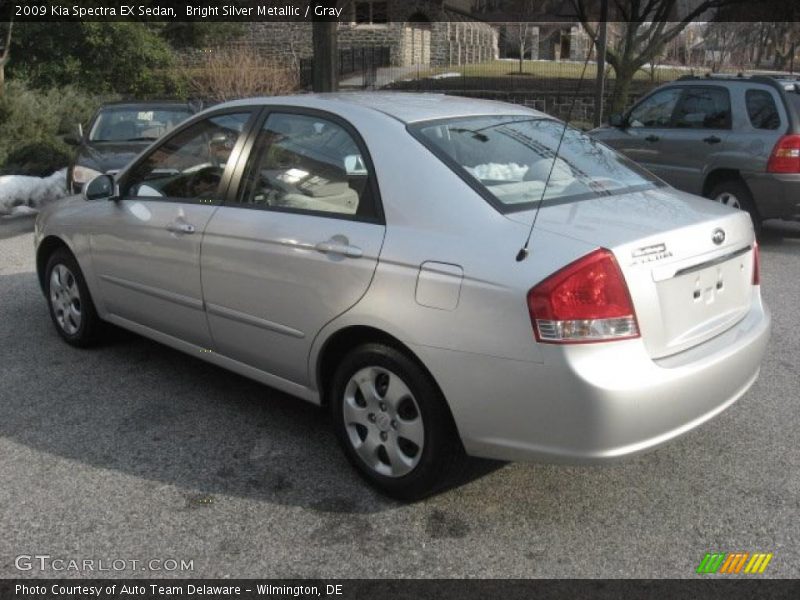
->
[[673, 87, 731, 129], [235, 112, 380, 220], [746, 89, 781, 130]]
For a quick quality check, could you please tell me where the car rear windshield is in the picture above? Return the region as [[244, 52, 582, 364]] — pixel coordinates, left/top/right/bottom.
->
[[411, 116, 661, 212], [89, 107, 192, 142]]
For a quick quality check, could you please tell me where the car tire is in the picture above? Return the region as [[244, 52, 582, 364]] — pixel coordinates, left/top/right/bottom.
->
[[708, 180, 761, 235], [44, 248, 103, 347], [330, 343, 467, 501]]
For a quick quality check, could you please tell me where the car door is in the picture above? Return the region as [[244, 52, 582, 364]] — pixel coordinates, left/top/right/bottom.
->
[[201, 109, 386, 386], [89, 110, 255, 347], [599, 87, 682, 182], [654, 85, 732, 194]]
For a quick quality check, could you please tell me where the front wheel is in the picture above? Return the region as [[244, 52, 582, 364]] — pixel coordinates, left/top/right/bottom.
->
[[708, 180, 761, 235], [330, 343, 467, 501], [45, 248, 103, 346]]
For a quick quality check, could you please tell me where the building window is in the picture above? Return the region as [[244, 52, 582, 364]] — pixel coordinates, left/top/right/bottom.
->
[[355, 1, 388, 25]]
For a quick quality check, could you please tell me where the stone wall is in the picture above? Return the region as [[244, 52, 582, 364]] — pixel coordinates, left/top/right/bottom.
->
[[242, 18, 497, 69]]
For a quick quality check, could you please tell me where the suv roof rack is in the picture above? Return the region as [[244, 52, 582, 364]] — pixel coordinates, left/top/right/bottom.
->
[[675, 73, 800, 93]]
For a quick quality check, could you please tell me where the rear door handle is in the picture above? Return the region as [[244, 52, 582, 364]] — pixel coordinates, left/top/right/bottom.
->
[[644, 135, 660, 142], [703, 135, 722, 144], [315, 240, 363, 258], [166, 221, 195, 234]]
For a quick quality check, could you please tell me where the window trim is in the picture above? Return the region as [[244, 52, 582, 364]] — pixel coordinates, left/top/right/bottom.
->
[[115, 107, 259, 205], [223, 105, 385, 225], [407, 115, 664, 215]]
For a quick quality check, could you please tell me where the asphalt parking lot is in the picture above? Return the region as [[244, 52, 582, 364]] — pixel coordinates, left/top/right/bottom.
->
[[1, 215, 798, 579]]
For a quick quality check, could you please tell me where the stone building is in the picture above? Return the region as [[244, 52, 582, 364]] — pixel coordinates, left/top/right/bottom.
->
[[245, 1, 499, 68]]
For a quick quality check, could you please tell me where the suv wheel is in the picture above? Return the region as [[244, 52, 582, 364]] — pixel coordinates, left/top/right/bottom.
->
[[708, 180, 761, 234], [330, 343, 467, 501], [45, 248, 103, 346]]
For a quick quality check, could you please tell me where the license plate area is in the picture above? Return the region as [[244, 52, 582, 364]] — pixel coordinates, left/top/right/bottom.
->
[[655, 251, 752, 350]]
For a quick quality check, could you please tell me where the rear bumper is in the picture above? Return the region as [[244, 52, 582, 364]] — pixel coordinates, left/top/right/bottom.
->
[[415, 299, 770, 463], [744, 172, 800, 220]]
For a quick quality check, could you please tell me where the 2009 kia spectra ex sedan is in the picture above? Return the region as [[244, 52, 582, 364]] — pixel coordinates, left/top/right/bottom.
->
[[34, 93, 771, 500]]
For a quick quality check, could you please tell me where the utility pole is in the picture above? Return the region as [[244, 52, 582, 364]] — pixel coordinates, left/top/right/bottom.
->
[[312, 21, 338, 92], [592, 0, 608, 127]]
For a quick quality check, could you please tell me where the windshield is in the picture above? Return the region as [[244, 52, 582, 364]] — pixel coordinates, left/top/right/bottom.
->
[[89, 107, 192, 142], [412, 116, 661, 211]]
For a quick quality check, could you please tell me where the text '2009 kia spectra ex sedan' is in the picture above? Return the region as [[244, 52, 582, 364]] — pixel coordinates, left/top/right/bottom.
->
[[34, 93, 771, 500]]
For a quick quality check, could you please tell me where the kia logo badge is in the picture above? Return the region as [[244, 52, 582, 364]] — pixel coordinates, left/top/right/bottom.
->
[[712, 228, 726, 245]]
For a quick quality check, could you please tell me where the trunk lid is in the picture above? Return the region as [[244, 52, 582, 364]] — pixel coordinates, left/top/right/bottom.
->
[[508, 187, 757, 358]]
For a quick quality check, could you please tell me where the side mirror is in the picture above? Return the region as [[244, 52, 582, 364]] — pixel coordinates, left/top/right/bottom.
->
[[83, 174, 117, 201], [608, 113, 626, 128]]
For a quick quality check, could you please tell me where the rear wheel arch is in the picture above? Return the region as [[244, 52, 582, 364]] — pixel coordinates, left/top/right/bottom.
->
[[702, 168, 748, 198], [316, 326, 445, 411]]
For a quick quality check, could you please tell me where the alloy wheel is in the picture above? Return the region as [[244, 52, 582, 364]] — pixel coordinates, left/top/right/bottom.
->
[[715, 191, 741, 209], [49, 264, 82, 335], [342, 366, 425, 478]]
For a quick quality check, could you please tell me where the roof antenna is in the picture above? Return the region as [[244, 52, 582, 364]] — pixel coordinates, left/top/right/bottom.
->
[[516, 43, 595, 262]]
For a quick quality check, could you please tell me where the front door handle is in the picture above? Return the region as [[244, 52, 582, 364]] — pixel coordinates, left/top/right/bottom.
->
[[703, 135, 722, 144], [166, 221, 195, 234], [315, 240, 363, 258], [644, 134, 660, 142]]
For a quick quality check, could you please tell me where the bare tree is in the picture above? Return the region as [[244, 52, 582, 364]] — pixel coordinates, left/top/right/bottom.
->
[[507, 22, 536, 73], [571, 0, 736, 114], [0, 17, 13, 97]]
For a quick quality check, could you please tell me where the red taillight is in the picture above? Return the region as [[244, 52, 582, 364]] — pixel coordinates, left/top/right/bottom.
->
[[767, 134, 800, 173], [752, 241, 760, 285], [527, 248, 640, 344]]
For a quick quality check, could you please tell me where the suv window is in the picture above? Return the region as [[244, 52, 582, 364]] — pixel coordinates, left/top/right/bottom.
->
[[673, 87, 731, 129], [746, 89, 781, 130], [236, 112, 379, 220], [628, 88, 682, 128], [123, 113, 251, 201]]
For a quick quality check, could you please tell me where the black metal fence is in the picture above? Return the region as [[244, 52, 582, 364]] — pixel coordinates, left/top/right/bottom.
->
[[300, 46, 391, 88]]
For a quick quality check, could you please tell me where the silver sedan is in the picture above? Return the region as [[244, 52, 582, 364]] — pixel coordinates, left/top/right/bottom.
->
[[34, 93, 771, 500]]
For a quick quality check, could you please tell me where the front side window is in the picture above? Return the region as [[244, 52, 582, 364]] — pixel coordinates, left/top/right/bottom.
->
[[89, 107, 192, 142], [673, 87, 731, 129], [236, 112, 379, 219], [122, 113, 250, 201], [412, 116, 660, 210], [746, 89, 780, 130], [628, 88, 682, 128]]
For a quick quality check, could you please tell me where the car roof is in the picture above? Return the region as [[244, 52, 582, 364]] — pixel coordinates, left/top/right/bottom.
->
[[216, 92, 543, 124]]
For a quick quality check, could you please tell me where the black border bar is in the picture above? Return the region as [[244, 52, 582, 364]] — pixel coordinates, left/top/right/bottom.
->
[[2, 579, 800, 600]]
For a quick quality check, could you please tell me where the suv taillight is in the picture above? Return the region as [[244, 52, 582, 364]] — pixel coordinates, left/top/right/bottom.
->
[[527, 248, 640, 344], [767, 134, 800, 173], [752, 241, 761, 285]]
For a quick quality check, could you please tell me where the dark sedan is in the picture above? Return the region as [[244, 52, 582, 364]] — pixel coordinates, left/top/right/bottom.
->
[[64, 102, 196, 193]]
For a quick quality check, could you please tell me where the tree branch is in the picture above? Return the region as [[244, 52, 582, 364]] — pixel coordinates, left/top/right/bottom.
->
[[0, 16, 14, 65]]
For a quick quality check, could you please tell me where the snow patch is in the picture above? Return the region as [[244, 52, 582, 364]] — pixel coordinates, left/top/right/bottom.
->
[[430, 72, 462, 79], [0, 169, 67, 216]]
